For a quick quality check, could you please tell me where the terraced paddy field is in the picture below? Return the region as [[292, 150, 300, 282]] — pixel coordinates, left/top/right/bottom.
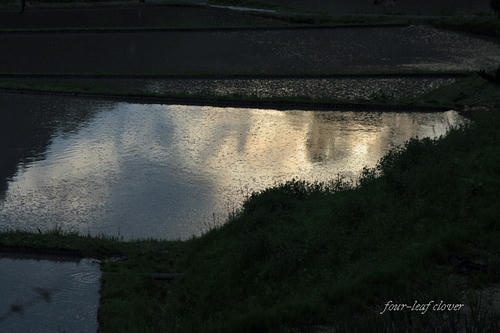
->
[[0, 25, 498, 74], [0, 3, 289, 29], [1, 2, 499, 331], [0, 75, 458, 100]]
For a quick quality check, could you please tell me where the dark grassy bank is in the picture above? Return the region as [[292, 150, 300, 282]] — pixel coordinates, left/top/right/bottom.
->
[[146, 108, 500, 332], [1, 106, 499, 331], [0, 228, 178, 259]]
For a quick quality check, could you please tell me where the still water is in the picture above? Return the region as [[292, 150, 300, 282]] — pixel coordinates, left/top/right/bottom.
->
[[0, 255, 100, 333], [0, 93, 466, 240], [11, 76, 453, 100]]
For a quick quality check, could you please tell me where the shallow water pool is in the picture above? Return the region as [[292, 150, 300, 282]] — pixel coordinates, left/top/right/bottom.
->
[[0, 254, 100, 333]]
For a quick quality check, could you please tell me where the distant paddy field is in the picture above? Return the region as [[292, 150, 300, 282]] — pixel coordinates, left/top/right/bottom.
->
[[0, 25, 498, 74]]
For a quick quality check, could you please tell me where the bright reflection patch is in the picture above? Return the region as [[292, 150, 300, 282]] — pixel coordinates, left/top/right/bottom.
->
[[0, 96, 466, 240]]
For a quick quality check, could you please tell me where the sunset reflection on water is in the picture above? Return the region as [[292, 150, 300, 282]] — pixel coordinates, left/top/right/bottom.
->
[[0, 96, 465, 239]]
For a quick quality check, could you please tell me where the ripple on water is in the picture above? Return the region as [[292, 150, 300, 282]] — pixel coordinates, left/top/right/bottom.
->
[[0, 257, 100, 333]]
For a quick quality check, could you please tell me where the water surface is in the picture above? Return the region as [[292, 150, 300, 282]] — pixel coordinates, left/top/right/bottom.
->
[[0, 93, 465, 239], [1, 26, 498, 74], [0, 255, 100, 333], [6, 76, 456, 100]]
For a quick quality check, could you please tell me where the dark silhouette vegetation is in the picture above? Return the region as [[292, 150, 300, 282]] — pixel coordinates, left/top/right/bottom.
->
[[492, 0, 500, 16]]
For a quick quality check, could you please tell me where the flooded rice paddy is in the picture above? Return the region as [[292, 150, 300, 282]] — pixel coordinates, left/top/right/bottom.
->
[[0, 254, 100, 333], [0, 25, 498, 74], [266, 0, 492, 16], [7, 76, 457, 100], [0, 93, 466, 240], [0, 4, 287, 30], [123, 77, 456, 100]]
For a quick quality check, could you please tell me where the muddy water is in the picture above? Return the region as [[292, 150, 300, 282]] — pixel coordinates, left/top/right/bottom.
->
[[0, 93, 466, 239], [0, 255, 100, 333]]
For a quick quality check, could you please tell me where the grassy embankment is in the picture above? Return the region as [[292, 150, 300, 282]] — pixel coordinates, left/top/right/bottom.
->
[[0, 76, 499, 331]]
